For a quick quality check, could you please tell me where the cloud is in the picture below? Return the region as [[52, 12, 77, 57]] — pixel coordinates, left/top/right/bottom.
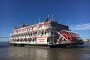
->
[[70, 23, 90, 30]]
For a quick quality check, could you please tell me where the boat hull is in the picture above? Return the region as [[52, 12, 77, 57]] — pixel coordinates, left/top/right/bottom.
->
[[9, 42, 84, 48]]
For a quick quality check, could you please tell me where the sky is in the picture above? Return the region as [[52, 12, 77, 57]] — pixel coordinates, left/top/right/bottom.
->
[[0, 0, 90, 41]]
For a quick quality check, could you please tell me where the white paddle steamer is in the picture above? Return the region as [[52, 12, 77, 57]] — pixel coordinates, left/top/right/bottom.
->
[[9, 15, 84, 47]]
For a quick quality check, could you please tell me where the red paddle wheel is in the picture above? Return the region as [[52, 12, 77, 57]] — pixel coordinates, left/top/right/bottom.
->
[[58, 30, 80, 43]]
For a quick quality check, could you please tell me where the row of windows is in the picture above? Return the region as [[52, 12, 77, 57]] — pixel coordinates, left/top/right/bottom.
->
[[12, 29, 55, 38], [14, 24, 51, 34], [11, 38, 36, 42], [11, 40, 33, 42]]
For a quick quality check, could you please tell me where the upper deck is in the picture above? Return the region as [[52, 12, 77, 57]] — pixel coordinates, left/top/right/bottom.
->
[[12, 20, 69, 35]]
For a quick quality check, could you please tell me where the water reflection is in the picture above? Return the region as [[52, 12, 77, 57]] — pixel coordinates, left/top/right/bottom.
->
[[0, 42, 90, 60], [8, 47, 90, 60], [9, 47, 48, 60]]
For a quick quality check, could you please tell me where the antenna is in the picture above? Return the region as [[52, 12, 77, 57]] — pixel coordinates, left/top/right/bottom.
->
[[59, 18, 62, 24], [51, 14, 53, 21], [35, 19, 36, 24], [67, 20, 69, 26], [39, 17, 40, 23]]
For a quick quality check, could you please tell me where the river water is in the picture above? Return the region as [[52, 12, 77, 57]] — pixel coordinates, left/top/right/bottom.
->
[[0, 42, 90, 60]]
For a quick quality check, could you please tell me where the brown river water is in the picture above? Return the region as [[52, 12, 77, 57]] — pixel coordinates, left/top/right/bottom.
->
[[0, 42, 90, 60]]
